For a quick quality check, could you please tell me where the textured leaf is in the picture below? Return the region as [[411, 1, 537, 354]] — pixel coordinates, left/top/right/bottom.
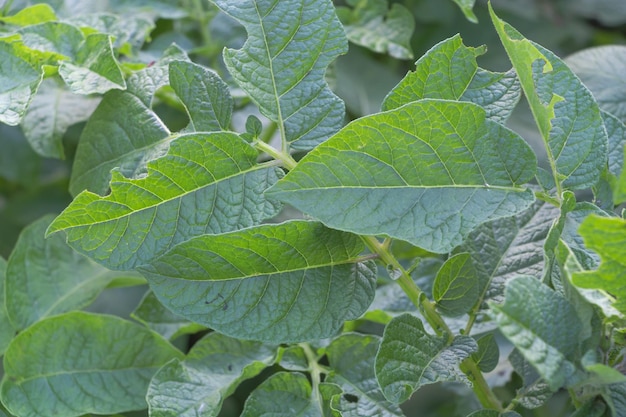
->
[[451, 0, 477, 23], [268, 99, 536, 254], [21, 78, 100, 159], [471, 333, 499, 373], [383, 35, 521, 124], [490, 5, 608, 190], [565, 46, 626, 122], [601, 382, 626, 417], [489, 276, 582, 390], [169, 60, 232, 132], [49, 132, 282, 270], [337, 0, 415, 60], [0, 4, 57, 26], [131, 291, 205, 341], [5, 215, 127, 331], [573, 215, 626, 316], [147, 332, 277, 417], [375, 313, 476, 403], [560, 202, 608, 270], [325, 333, 405, 417], [0, 42, 43, 125], [240, 372, 318, 417], [433, 253, 479, 316], [508, 349, 553, 409], [65, 13, 154, 50], [139, 221, 377, 343], [214, 0, 348, 150], [17, 21, 83, 58], [0, 256, 15, 356], [0, 312, 183, 417]]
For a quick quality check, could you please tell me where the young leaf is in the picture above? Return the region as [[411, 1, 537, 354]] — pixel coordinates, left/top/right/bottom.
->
[[0, 42, 43, 125], [489, 5, 608, 191], [375, 313, 476, 403], [147, 332, 277, 417], [168, 60, 232, 132], [0, 312, 183, 417], [240, 372, 318, 417], [489, 276, 583, 390], [213, 0, 348, 150], [0, 256, 15, 356], [48, 132, 283, 270], [18, 21, 84, 59], [451, 0, 477, 23], [337, 0, 415, 60], [0, 4, 57, 26], [268, 99, 536, 254], [471, 333, 500, 373], [325, 333, 405, 417], [5, 215, 125, 331], [383, 35, 521, 124], [573, 215, 626, 315], [138, 221, 377, 343], [433, 252, 480, 316], [131, 291, 205, 341]]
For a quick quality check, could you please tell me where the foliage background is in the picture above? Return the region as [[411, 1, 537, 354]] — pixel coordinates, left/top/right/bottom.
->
[[0, 0, 625, 416]]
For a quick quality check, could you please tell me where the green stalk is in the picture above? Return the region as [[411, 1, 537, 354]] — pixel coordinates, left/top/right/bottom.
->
[[301, 343, 325, 414], [255, 141, 297, 170], [460, 358, 504, 411]]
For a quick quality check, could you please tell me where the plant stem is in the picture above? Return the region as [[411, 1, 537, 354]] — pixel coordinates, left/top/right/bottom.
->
[[301, 343, 325, 414], [461, 358, 504, 412], [255, 141, 297, 170]]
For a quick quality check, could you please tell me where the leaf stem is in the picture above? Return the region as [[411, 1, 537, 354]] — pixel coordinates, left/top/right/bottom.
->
[[300, 343, 325, 414], [254, 141, 298, 170], [460, 358, 504, 411]]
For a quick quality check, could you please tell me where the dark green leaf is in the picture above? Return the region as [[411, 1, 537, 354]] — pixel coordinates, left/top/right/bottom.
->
[[268, 99, 536, 254], [139, 221, 377, 343], [471, 333, 499, 373], [214, 0, 348, 150], [240, 372, 318, 417], [375, 313, 476, 403], [0, 256, 15, 355], [433, 253, 480, 316], [508, 349, 553, 409], [1, 312, 183, 417]]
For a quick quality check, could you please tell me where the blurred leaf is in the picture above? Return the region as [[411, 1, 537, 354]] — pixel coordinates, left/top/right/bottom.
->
[[568, 0, 626, 27], [214, 0, 348, 150], [433, 253, 480, 317], [471, 333, 499, 373], [131, 291, 205, 341], [508, 349, 554, 409], [325, 333, 405, 417], [375, 313, 476, 403], [0, 256, 15, 355], [337, 0, 415, 59], [451, 0, 477, 23], [65, 13, 154, 50], [467, 411, 522, 417], [268, 99, 536, 254], [600, 382, 626, 417], [0, 124, 41, 185], [0, 4, 57, 26], [1, 312, 183, 417], [147, 332, 277, 417], [0, 42, 43, 125], [240, 372, 318, 417]]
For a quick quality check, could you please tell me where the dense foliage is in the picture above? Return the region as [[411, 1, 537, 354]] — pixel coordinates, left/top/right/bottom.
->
[[1, 1, 626, 416]]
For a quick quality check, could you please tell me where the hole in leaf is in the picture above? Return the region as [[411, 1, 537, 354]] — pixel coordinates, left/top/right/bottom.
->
[[343, 394, 358, 403]]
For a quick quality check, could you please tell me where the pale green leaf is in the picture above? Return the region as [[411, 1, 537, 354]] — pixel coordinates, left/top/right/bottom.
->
[[375, 313, 476, 403], [138, 221, 377, 343], [561, 202, 609, 270], [472, 333, 499, 373], [489, 276, 582, 390], [49, 132, 282, 270], [169, 60, 232, 132], [241, 372, 318, 417], [5, 215, 128, 331], [0, 256, 15, 356], [147, 332, 277, 417], [337, 0, 415, 60], [65, 13, 154, 50], [509, 349, 553, 409], [451, 0, 477, 23], [18, 21, 83, 59], [0, 4, 57, 26], [325, 333, 405, 417], [21, 78, 100, 159], [0, 42, 43, 125], [131, 291, 205, 341], [268, 99, 536, 254], [0, 312, 183, 417], [565, 46, 626, 122], [214, 0, 348, 150], [433, 253, 479, 317], [573, 215, 626, 316], [383, 35, 521, 124], [604, 111, 626, 178], [490, 5, 608, 191], [319, 383, 343, 417]]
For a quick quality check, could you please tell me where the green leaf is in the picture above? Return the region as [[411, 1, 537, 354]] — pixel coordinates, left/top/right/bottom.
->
[[0, 312, 183, 417], [573, 215, 626, 316], [383, 35, 521, 124], [21, 78, 100, 159], [213, 0, 348, 150], [489, 5, 608, 191], [168, 60, 232, 132], [601, 382, 626, 417], [0, 42, 43, 125], [375, 313, 476, 403], [471, 333, 500, 373], [467, 411, 522, 417], [279, 345, 309, 372], [17, 21, 83, 59], [325, 333, 405, 417], [138, 221, 377, 343], [66, 13, 154, 50], [337, 0, 415, 60], [131, 291, 205, 341], [561, 202, 609, 270], [49, 132, 282, 270], [0, 256, 15, 356], [565, 46, 626, 122], [268, 99, 536, 254], [147, 332, 277, 417], [489, 276, 583, 390], [240, 372, 318, 417], [0, 4, 57, 26], [5, 215, 127, 331], [508, 349, 553, 409], [451, 0, 477, 23], [433, 253, 479, 316]]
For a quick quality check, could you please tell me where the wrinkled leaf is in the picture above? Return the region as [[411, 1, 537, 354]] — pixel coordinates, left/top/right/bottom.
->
[[601, 382, 626, 417], [240, 372, 317, 417], [214, 0, 348, 150], [1, 312, 183, 417], [147, 332, 277, 417], [433, 253, 479, 316], [139, 221, 377, 343], [375, 313, 476, 403], [49, 132, 282, 270], [0, 42, 43, 125], [268, 99, 536, 254], [508, 349, 553, 409]]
